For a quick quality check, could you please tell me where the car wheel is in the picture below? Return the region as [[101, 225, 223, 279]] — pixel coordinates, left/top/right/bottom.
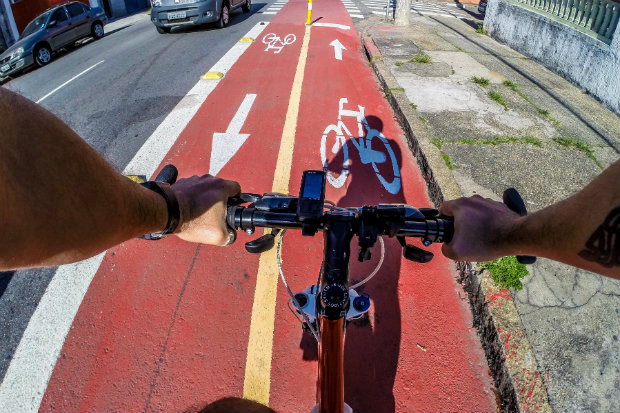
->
[[34, 45, 52, 67], [216, 3, 230, 28], [92, 22, 105, 39], [242, 0, 251, 13], [156, 26, 171, 34]]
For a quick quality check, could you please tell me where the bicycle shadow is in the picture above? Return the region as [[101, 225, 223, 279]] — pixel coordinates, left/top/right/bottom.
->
[[299, 116, 405, 413]]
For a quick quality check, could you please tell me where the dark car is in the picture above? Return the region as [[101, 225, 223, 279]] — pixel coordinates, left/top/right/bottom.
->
[[0, 2, 107, 77], [150, 0, 251, 34], [478, 0, 488, 14]]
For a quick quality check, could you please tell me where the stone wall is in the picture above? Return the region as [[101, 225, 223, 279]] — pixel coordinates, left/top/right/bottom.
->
[[484, 0, 620, 115]]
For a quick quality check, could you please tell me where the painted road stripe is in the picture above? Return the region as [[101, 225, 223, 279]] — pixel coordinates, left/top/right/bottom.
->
[[0, 21, 269, 413], [36, 60, 104, 103], [0, 254, 105, 413], [313, 22, 350, 30], [242, 24, 312, 406]]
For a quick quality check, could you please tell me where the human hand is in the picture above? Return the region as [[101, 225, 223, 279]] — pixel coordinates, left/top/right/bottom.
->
[[170, 175, 241, 246], [439, 195, 523, 262]]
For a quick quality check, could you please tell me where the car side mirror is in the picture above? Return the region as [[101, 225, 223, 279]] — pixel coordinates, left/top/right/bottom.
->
[[47, 20, 57, 28]]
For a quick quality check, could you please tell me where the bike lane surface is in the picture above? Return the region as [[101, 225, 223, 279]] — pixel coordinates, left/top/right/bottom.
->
[[40, 1, 497, 412], [268, 2, 496, 412]]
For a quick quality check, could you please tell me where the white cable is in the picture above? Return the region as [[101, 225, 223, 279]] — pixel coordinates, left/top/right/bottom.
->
[[350, 236, 385, 289], [276, 230, 321, 342]]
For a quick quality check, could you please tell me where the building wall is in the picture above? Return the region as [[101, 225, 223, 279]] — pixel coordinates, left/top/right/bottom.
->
[[484, 0, 620, 114]]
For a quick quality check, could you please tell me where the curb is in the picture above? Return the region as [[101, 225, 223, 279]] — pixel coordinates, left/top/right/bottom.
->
[[361, 33, 552, 413]]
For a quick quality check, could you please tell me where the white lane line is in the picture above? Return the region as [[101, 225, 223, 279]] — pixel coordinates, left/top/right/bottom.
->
[[313, 22, 351, 30], [350, 14, 364, 18], [0, 21, 270, 413], [36, 60, 104, 103], [0, 255, 105, 413]]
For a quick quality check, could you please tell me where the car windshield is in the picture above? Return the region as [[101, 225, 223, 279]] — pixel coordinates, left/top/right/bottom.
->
[[20, 12, 50, 39]]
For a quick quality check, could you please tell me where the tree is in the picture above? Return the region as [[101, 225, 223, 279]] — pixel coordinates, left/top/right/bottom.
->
[[394, 0, 412, 26]]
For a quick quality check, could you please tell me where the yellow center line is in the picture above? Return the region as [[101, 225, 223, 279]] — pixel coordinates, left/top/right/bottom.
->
[[242, 24, 312, 406]]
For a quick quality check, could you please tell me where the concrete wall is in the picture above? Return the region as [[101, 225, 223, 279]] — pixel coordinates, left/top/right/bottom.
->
[[484, 0, 620, 115]]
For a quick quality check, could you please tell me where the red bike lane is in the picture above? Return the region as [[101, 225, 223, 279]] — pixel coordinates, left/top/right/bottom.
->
[[268, 2, 496, 412], [40, 1, 497, 412]]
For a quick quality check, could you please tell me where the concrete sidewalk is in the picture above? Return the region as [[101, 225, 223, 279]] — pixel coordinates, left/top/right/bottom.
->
[[356, 4, 620, 413]]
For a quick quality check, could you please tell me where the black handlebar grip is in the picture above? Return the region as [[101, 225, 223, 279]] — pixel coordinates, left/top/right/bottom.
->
[[502, 188, 536, 265], [442, 217, 454, 244], [154, 164, 178, 184]]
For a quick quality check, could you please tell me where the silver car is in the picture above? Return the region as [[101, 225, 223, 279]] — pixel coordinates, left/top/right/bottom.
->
[[150, 0, 251, 33], [0, 2, 107, 78]]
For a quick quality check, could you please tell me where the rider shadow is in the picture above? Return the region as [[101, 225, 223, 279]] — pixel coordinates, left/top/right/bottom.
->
[[299, 116, 406, 413]]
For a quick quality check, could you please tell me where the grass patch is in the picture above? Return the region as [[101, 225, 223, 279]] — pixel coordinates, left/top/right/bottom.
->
[[484, 256, 529, 290], [442, 153, 455, 170], [488, 90, 508, 110], [503, 80, 519, 91], [476, 24, 484, 34], [502, 80, 558, 124], [419, 116, 427, 123], [554, 137, 603, 169], [410, 103, 417, 110], [431, 138, 445, 149], [471, 76, 490, 87], [385, 87, 404, 98], [395, 61, 403, 67], [410, 53, 432, 63], [436, 136, 542, 147]]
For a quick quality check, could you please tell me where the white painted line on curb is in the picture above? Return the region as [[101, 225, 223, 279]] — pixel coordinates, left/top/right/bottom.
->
[[0, 21, 270, 413], [36, 60, 104, 103]]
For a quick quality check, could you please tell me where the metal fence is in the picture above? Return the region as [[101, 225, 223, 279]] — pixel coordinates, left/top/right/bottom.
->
[[513, 0, 620, 43]]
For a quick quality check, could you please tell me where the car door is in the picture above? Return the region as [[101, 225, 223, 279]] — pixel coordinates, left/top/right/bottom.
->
[[65, 2, 91, 39], [47, 7, 74, 50]]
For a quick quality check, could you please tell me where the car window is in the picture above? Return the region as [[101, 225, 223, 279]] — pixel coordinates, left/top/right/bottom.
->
[[66, 3, 87, 18], [20, 12, 50, 39], [50, 8, 68, 23]]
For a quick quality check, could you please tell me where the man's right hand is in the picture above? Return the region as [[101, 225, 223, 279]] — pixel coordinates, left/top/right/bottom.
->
[[171, 175, 241, 246]]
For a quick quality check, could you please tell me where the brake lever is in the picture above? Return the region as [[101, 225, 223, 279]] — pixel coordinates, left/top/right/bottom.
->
[[228, 193, 262, 206], [397, 236, 434, 263]]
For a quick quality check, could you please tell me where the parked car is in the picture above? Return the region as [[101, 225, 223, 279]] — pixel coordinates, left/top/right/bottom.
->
[[150, 0, 251, 33], [478, 0, 488, 14], [0, 2, 107, 78]]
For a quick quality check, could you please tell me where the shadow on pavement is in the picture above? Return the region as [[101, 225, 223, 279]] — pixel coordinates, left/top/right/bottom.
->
[[299, 115, 405, 412]]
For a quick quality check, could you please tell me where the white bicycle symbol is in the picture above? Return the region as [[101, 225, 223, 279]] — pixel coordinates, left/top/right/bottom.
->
[[262, 33, 296, 54], [321, 98, 401, 194]]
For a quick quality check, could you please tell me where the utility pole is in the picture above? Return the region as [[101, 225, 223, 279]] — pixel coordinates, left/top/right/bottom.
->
[[394, 0, 412, 26]]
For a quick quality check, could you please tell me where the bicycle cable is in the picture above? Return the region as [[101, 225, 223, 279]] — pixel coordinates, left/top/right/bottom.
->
[[350, 236, 385, 289], [276, 229, 321, 342]]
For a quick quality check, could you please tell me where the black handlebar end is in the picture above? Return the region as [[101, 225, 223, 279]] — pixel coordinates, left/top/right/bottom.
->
[[502, 188, 537, 265]]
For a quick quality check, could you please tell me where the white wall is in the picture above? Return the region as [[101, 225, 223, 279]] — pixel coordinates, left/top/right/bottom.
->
[[484, 0, 620, 114]]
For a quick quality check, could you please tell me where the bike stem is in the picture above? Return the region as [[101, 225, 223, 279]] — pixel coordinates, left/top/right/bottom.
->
[[317, 211, 355, 413]]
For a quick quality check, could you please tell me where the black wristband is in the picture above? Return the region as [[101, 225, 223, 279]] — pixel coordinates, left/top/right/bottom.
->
[[139, 181, 181, 240]]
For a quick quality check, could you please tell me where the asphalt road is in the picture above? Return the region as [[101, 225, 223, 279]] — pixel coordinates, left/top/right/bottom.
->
[[0, 2, 280, 386]]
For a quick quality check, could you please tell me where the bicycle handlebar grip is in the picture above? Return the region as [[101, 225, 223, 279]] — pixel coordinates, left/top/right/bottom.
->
[[154, 164, 178, 184], [442, 217, 454, 244], [502, 188, 536, 265]]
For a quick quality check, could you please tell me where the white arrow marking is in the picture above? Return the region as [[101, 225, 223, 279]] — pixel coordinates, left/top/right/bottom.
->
[[209, 93, 257, 176], [329, 39, 346, 61]]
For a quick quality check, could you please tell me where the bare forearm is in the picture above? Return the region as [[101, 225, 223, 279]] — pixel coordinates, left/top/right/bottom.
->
[[440, 160, 620, 278], [0, 88, 167, 269], [510, 160, 620, 277]]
